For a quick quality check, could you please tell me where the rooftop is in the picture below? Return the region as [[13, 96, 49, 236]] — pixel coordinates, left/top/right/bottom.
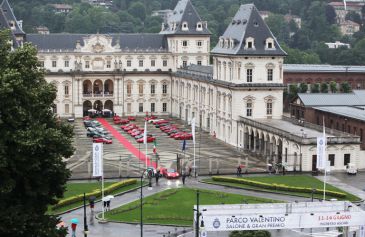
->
[[297, 90, 365, 107], [315, 106, 365, 122], [284, 64, 365, 73]]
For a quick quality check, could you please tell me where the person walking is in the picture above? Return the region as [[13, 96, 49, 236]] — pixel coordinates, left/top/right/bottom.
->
[[155, 169, 160, 184], [106, 200, 110, 211], [182, 172, 186, 185], [237, 165, 242, 177], [71, 222, 77, 237]]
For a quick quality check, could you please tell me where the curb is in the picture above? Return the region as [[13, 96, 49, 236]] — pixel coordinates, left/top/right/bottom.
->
[[53, 183, 148, 216]]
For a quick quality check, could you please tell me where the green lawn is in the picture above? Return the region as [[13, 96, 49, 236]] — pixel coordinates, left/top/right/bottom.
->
[[203, 175, 360, 202], [104, 187, 280, 226], [48, 181, 142, 215]]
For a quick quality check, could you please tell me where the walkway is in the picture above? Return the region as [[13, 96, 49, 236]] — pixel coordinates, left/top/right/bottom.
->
[[97, 118, 157, 168]]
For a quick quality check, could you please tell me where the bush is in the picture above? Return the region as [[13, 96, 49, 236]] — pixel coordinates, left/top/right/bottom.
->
[[52, 179, 137, 210], [230, 230, 271, 237], [211, 176, 346, 198]]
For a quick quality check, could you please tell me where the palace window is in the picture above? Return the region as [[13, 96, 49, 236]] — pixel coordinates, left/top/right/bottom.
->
[[162, 84, 167, 94], [85, 61, 90, 69], [127, 60, 131, 67], [127, 83, 132, 96], [52, 60, 57, 68], [64, 85, 69, 95], [197, 40, 202, 47], [267, 68, 273, 81], [106, 60, 111, 68], [139, 60, 144, 67], [246, 100, 252, 117], [163, 103, 167, 112], [139, 103, 143, 112], [163, 60, 167, 67], [328, 154, 335, 166], [197, 61, 202, 66], [246, 69, 253, 82], [183, 61, 187, 67], [139, 83, 143, 94], [151, 103, 155, 112], [151, 60, 155, 67], [182, 40, 188, 47], [266, 100, 272, 115], [64, 60, 69, 68], [344, 154, 351, 166], [151, 84, 155, 94]]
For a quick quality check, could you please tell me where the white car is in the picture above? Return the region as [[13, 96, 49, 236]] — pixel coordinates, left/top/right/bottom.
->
[[346, 163, 357, 175], [148, 119, 163, 123]]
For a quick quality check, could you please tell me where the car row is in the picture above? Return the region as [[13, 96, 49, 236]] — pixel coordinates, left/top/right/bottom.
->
[[158, 123, 193, 140], [83, 117, 113, 144], [113, 115, 136, 125], [120, 123, 156, 143]]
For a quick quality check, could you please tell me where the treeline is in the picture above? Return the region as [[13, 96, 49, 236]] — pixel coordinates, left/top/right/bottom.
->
[[10, 0, 365, 65]]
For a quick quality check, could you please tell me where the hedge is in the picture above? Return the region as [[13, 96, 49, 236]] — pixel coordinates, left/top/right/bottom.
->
[[52, 179, 137, 210], [211, 176, 346, 198]]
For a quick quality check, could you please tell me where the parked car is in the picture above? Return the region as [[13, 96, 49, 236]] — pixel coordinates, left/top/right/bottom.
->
[[148, 119, 163, 124], [93, 137, 113, 144], [153, 120, 168, 125], [87, 130, 101, 137], [161, 168, 180, 179], [346, 163, 357, 175], [137, 136, 155, 143], [113, 116, 121, 121], [131, 130, 142, 137], [128, 116, 136, 121], [83, 116, 91, 121], [67, 117, 75, 122], [128, 128, 140, 135], [175, 133, 193, 140], [121, 124, 136, 130]]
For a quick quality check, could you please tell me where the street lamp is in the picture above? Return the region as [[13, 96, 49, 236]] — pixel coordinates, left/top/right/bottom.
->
[[193, 190, 207, 237], [140, 169, 153, 237]]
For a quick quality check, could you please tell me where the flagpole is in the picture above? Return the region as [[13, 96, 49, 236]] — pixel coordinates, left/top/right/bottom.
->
[[192, 118, 196, 178], [101, 143, 105, 220], [144, 121, 148, 169]]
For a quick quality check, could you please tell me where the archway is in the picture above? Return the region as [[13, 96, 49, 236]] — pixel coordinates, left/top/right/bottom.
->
[[94, 100, 103, 111], [104, 100, 113, 111], [83, 100, 92, 116], [93, 80, 103, 95], [83, 80, 92, 95], [104, 79, 114, 95]]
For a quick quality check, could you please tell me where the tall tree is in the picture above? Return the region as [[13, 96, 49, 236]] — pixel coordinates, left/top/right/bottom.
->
[[0, 30, 74, 237]]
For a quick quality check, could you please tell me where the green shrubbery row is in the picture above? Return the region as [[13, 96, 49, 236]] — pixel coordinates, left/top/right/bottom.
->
[[211, 176, 346, 198], [52, 179, 137, 210]]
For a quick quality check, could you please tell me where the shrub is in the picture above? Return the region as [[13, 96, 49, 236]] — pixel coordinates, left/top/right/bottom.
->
[[52, 179, 137, 210], [211, 176, 346, 198]]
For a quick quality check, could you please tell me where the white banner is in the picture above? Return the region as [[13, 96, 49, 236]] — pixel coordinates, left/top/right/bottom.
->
[[92, 143, 103, 177], [360, 225, 365, 237], [203, 212, 365, 232], [143, 121, 147, 145], [191, 117, 196, 144], [316, 136, 326, 169]]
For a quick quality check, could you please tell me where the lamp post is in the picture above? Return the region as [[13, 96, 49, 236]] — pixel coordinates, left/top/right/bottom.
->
[[311, 189, 316, 202], [83, 193, 89, 237], [195, 190, 200, 237], [140, 169, 152, 237], [299, 128, 304, 172]]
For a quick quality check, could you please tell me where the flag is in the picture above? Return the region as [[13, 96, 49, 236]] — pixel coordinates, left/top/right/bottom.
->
[[317, 118, 327, 170], [191, 117, 196, 144], [343, 0, 347, 10], [182, 139, 186, 151], [92, 143, 103, 177], [153, 139, 157, 154], [143, 121, 147, 144]]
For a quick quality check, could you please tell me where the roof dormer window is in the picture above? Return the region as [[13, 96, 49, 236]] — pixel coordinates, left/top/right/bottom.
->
[[182, 21, 188, 31], [219, 38, 224, 48], [245, 37, 255, 49], [224, 39, 229, 48], [196, 22, 203, 31], [265, 38, 275, 50], [230, 39, 234, 48]]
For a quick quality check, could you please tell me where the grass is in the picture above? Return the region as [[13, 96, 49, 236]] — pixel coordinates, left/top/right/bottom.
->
[[104, 187, 280, 226], [48, 181, 143, 215], [203, 175, 360, 202]]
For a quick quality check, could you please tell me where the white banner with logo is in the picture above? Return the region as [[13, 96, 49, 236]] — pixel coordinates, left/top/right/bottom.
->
[[203, 212, 365, 232], [360, 225, 365, 237], [92, 143, 103, 177], [316, 136, 326, 169]]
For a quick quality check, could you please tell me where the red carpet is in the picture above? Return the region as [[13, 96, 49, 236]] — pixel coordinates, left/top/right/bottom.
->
[[97, 118, 156, 168]]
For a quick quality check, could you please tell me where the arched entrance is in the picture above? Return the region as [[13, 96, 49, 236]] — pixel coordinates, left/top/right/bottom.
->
[[104, 100, 113, 111], [83, 80, 92, 95], [83, 100, 92, 116], [94, 100, 103, 111], [93, 80, 103, 96], [104, 79, 114, 95]]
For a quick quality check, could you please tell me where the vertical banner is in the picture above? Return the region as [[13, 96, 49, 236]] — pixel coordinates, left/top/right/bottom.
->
[[316, 136, 326, 169], [93, 143, 103, 177], [191, 117, 196, 144], [360, 225, 365, 237], [143, 121, 147, 144]]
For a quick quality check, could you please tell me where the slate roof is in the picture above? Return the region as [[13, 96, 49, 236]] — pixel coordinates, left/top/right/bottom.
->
[[315, 106, 365, 122], [211, 4, 286, 56], [185, 64, 213, 75], [160, 0, 210, 35], [0, 0, 25, 35], [298, 90, 365, 107], [26, 33, 168, 51], [284, 64, 365, 73]]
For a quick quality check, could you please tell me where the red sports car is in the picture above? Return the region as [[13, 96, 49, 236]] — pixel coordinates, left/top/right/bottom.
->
[[93, 137, 113, 144], [161, 168, 180, 179], [113, 116, 121, 121], [128, 128, 140, 135], [131, 130, 142, 137], [175, 133, 193, 140], [128, 116, 136, 121], [136, 136, 155, 143], [170, 132, 184, 138], [153, 120, 169, 125]]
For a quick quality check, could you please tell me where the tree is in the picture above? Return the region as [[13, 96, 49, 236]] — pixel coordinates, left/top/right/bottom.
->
[[299, 83, 308, 93], [0, 30, 74, 237], [230, 230, 271, 237], [325, 5, 336, 25], [320, 82, 329, 93], [128, 2, 146, 21], [330, 81, 338, 93], [311, 83, 320, 93], [345, 11, 362, 25], [341, 82, 352, 93]]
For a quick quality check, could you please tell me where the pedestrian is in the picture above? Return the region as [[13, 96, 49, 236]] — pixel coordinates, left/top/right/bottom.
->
[[71, 222, 77, 237], [237, 165, 242, 177], [182, 172, 186, 185], [106, 200, 110, 211], [103, 200, 107, 212], [188, 166, 192, 177], [282, 165, 286, 176], [155, 169, 160, 184]]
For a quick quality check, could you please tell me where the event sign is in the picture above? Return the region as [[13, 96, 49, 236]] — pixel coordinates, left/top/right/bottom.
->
[[92, 143, 103, 177], [316, 136, 326, 169], [203, 212, 365, 232]]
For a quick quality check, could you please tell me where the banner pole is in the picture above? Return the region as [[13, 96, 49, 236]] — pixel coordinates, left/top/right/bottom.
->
[[323, 116, 326, 201], [101, 143, 105, 220]]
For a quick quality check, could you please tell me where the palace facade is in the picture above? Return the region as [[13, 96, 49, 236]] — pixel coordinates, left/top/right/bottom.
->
[[1, 0, 363, 171]]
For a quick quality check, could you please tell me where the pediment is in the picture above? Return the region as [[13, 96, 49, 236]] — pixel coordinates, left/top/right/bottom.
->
[[81, 34, 118, 53]]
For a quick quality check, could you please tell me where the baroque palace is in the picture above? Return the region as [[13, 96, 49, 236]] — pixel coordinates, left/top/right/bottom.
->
[[1, 0, 363, 171]]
